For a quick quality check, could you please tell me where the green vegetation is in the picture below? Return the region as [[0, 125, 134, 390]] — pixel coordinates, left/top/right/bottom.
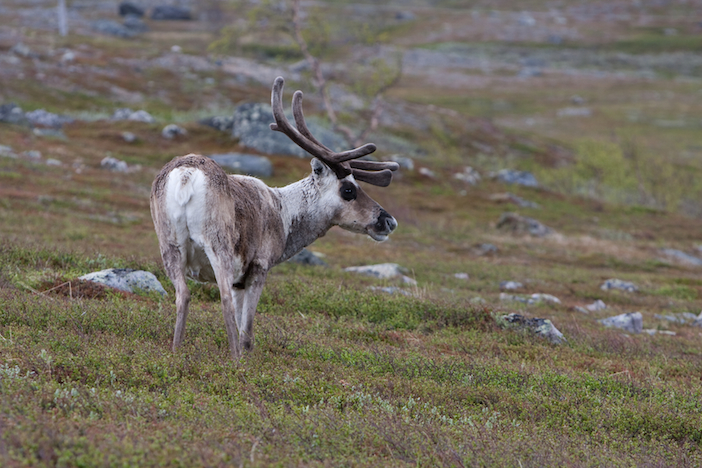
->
[[2, 0, 702, 465]]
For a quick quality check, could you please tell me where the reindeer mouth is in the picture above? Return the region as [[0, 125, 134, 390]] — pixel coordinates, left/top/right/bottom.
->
[[367, 229, 390, 242], [367, 210, 397, 242]]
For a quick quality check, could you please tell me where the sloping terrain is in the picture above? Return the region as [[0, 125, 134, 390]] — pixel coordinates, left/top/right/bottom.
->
[[1, 1, 702, 466]]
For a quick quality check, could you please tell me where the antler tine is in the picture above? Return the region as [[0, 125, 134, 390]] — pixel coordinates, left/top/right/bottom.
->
[[349, 160, 399, 172], [269, 77, 334, 160], [292, 89, 378, 163], [351, 168, 394, 187], [270, 77, 351, 179], [292, 90, 332, 152]]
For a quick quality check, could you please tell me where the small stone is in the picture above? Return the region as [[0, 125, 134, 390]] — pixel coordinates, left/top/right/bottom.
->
[[598, 312, 643, 334], [585, 299, 607, 312], [80, 268, 167, 296], [400, 275, 417, 285], [162, 124, 187, 139], [25, 109, 74, 128], [46, 158, 63, 166], [692, 311, 702, 327], [600, 279, 638, 293], [209, 153, 273, 178], [472, 243, 498, 256], [454, 273, 470, 280], [489, 192, 539, 208], [454, 166, 481, 185], [151, 6, 193, 20], [0, 103, 28, 126], [61, 51, 76, 62], [470, 296, 486, 305], [0, 145, 16, 158], [287, 248, 327, 266], [122, 132, 137, 143], [128, 110, 155, 123], [574, 306, 590, 314], [344, 263, 408, 280], [529, 293, 561, 304], [557, 107, 592, 117], [500, 313, 565, 344], [492, 169, 538, 187], [22, 150, 42, 161], [500, 281, 523, 291], [119, 1, 145, 17], [660, 248, 702, 267], [497, 212, 553, 237], [199, 116, 234, 132], [369, 286, 411, 296], [389, 155, 414, 171], [418, 167, 436, 178], [101, 156, 129, 172], [11, 42, 36, 58]]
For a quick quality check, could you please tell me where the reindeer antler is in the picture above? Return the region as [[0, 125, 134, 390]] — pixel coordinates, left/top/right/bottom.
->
[[269, 76, 399, 187]]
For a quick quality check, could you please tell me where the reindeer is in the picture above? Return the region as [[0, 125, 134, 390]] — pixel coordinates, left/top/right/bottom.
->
[[150, 77, 399, 360]]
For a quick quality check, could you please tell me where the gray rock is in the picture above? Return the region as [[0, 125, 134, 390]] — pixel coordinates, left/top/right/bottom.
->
[[418, 167, 436, 178], [600, 278, 638, 293], [493, 169, 539, 187], [232, 103, 345, 158], [33, 128, 67, 139], [693, 312, 702, 328], [11, 42, 37, 58], [557, 107, 592, 117], [199, 116, 234, 132], [500, 293, 561, 305], [585, 299, 607, 312], [209, 153, 273, 178], [46, 158, 63, 166], [654, 312, 698, 324], [162, 124, 187, 139], [454, 166, 481, 185], [123, 15, 148, 33], [496, 212, 553, 237], [101, 156, 129, 173], [369, 286, 411, 296], [598, 312, 643, 334], [500, 281, 523, 290], [151, 6, 193, 20], [389, 155, 414, 171], [80, 268, 167, 296], [344, 263, 407, 280], [122, 132, 137, 143], [112, 108, 155, 123], [500, 313, 565, 344], [0, 145, 17, 158], [395, 11, 416, 21], [472, 243, 498, 256], [490, 192, 539, 208], [454, 272, 470, 280], [0, 103, 28, 126], [91, 19, 136, 38], [119, 2, 145, 17], [530, 293, 561, 304], [25, 109, 74, 129], [22, 150, 42, 161], [661, 248, 702, 267], [128, 110, 155, 123], [287, 248, 327, 267]]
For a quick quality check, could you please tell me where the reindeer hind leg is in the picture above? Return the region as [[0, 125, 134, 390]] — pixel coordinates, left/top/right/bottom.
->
[[162, 244, 191, 352]]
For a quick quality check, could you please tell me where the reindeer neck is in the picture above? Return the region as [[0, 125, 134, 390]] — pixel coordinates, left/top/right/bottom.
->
[[273, 175, 335, 263]]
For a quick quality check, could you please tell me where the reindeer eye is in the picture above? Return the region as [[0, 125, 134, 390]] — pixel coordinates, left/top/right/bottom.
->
[[340, 182, 357, 201]]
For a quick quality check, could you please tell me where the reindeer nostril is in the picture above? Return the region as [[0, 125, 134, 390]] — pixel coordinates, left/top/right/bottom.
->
[[375, 210, 396, 233]]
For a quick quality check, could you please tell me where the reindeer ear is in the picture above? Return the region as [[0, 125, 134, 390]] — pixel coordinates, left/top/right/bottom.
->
[[311, 158, 325, 176]]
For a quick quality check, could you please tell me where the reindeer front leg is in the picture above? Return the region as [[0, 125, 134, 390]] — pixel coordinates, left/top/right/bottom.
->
[[240, 263, 268, 352]]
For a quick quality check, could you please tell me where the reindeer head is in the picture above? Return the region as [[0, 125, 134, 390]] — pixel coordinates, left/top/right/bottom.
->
[[270, 76, 398, 241]]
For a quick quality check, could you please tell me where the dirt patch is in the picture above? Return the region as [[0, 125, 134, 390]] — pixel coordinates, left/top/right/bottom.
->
[[38, 277, 125, 300]]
